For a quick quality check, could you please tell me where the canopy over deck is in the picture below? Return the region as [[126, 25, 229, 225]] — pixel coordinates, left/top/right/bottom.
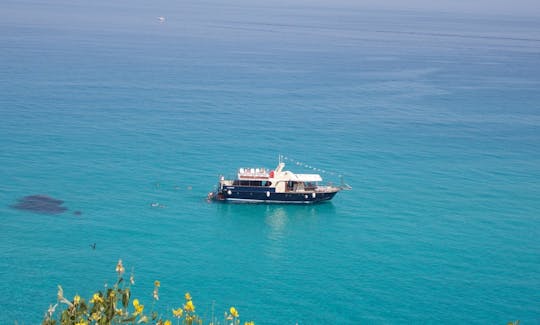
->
[[290, 173, 323, 182]]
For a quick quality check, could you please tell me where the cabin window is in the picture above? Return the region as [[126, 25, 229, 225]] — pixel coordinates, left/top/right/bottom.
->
[[305, 182, 316, 190], [232, 180, 263, 186]]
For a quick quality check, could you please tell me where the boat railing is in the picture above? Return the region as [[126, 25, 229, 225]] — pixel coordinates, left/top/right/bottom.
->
[[238, 167, 269, 179], [316, 185, 341, 192], [284, 185, 340, 193], [221, 180, 234, 185]]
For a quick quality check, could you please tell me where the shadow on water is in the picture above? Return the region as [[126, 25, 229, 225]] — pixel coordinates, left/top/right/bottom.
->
[[10, 194, 68, 215]]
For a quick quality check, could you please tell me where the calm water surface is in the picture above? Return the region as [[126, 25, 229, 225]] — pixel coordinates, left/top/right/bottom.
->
[[1, 1, 539, 323]]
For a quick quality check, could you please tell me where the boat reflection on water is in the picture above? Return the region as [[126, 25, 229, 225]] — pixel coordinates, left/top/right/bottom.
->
[[215, 202, 336, 259], [214, 201, 335, 226], [264, 204, 336, 259], [264, 206, 288, 241]]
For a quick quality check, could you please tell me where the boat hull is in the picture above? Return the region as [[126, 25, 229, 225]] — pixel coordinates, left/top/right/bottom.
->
[[211, 187, 338, 204]]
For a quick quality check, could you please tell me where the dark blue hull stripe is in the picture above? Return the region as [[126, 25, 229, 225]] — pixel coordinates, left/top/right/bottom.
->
[[216, 190, 337, 204]]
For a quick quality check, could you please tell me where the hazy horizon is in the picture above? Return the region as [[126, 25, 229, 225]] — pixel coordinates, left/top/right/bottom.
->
[[1, 0, 540, 19]]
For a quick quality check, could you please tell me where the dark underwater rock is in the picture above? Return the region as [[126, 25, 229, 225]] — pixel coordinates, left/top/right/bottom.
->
[[11, 194, 68, 214]]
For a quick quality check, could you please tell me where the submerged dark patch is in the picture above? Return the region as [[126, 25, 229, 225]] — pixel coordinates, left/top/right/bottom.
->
[[11, 195, 68, 214]]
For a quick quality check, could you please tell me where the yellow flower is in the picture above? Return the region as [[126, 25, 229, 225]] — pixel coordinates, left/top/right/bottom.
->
[[115, 308, 124, 316], [116, 259, 125, 276], [90, 293, 103, 304], [244, 322, 255, 325], [184, 300, 195, 312], [75, 320, 88, 325], [164, 321, 172, 325], [73, 295, 81, 305], [90, 312, 101, 321], [230, 307, 239, 318], [184, 292, 192, 301], [172, 307, 183, 318], [154, 280, 160, 287], [133, 298, 144, 315]]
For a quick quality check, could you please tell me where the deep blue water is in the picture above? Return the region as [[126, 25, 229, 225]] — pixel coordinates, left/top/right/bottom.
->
[[1, 1, 540, 323]]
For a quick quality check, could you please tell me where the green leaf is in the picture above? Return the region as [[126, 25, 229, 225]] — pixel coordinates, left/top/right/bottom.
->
[[99, 316, 108, 325], [122, 288, 130, 309], [121, 315, 136, 323], [41, 319, 57, 325], [79, 301, 88, 315], [60, 310, 70, 325], [104, 305, 113, 321]]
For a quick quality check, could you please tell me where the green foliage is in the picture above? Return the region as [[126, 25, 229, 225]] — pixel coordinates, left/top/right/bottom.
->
[[42, 260, 254, 325]]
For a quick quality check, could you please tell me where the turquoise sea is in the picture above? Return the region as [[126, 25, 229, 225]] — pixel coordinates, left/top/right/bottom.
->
[[1, 1, 540, 323]]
